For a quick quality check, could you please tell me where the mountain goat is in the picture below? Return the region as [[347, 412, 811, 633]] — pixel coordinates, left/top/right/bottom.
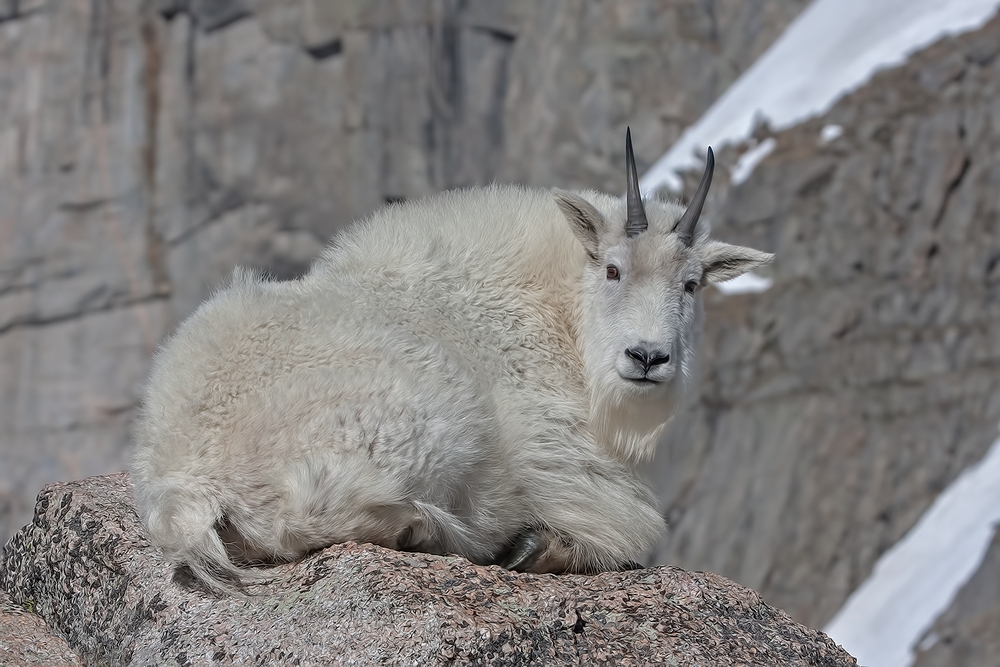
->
[[132, 130, 772, 594]]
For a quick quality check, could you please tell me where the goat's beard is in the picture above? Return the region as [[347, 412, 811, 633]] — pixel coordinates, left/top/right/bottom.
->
[[586, 350, 684, 463]]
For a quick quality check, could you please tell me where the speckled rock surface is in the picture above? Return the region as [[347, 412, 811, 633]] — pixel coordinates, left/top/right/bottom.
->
[[0, 589, 83, 666], [1, 473, 856, 666]]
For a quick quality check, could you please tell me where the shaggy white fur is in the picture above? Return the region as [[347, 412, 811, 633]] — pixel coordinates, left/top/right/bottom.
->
[[132, 179, 771, 595]]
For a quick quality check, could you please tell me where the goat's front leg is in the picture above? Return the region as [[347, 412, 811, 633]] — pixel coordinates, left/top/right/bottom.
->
[[499, 450, 664, 574], [497, 528, 548, 571], [498, 526, 645, 574]]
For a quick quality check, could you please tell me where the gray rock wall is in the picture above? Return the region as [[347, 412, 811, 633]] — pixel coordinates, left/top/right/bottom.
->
[[649, 13, 1000, 629], [0, 0, 808, 545]]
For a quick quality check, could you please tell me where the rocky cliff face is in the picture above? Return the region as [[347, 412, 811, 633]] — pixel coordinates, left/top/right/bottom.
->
[[649, 12, 1000, 631], [1, 473, 857, 666], [0, 0, 807, 544]]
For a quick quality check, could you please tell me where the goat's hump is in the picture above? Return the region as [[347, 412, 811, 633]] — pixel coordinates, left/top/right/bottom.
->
[[307, 185, 586, 288]]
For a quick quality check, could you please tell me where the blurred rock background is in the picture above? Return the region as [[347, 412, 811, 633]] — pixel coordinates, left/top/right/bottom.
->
[[649, 15, 1000, 642], [2, 0, 998, 650], [0, 0, 805, 548]]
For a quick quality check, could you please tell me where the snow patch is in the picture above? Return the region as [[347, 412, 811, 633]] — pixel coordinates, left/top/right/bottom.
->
[[824, 430, 1000, 667], [714, 272, 773, 295], [820, 124, 844, 144], [916, 631, 939, 652], [730, 138, 777, 186], [641, 0, 1000, 193]]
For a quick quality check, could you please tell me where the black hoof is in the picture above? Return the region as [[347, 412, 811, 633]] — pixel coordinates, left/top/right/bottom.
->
[[498, 528, 548, 571]]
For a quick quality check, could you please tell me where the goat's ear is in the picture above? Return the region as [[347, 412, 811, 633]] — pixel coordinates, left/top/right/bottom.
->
[[698, 240, 774, 284], [554, 190, 605, 260]]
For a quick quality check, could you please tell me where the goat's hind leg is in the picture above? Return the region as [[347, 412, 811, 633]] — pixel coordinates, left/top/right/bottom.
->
[[222, 453, 427, 566]]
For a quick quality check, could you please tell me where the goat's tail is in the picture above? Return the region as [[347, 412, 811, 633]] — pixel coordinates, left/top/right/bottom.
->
[[135, 477, 261, 597]]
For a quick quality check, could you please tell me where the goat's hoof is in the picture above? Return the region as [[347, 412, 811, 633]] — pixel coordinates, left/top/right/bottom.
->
[[498, 528, 548, 571], [396, 526, 415, 550]]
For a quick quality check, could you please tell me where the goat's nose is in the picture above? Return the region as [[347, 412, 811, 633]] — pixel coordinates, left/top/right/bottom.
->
[[625, 347, 670, 374]]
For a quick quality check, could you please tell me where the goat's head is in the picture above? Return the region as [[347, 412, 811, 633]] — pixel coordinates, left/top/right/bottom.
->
[[554, 128, 773, 459]]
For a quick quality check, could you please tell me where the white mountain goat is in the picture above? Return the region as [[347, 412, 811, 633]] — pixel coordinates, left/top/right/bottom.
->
[[132, 130, 772, 594]]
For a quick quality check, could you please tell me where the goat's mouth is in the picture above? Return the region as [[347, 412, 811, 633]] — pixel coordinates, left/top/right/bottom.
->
[[622, 375, 660, 385]]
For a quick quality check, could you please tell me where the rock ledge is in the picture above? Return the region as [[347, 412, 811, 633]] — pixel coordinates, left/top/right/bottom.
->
[[1, 474, 856, 666]]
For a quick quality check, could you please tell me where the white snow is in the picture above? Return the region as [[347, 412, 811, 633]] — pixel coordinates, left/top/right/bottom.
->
[[730, 138, 777, 186], [640, 0, 1000, 193], [714, 272, 773, 295], [824, 430, 1000, 667], [819, 124, 844, 144]]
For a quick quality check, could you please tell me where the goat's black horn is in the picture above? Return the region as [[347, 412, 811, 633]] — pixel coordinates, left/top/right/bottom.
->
[[672, 146, 714, 247], [625, 127, 648, 238]]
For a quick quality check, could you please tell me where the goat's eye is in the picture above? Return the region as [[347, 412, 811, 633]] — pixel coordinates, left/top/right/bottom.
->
[[606, 265, 620, 281], [684, 280, 698, 294]]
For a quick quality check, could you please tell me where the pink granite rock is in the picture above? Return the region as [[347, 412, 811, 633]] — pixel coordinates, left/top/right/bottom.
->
[[0, 589, 83, 666], [1, 472, 856, 666]]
